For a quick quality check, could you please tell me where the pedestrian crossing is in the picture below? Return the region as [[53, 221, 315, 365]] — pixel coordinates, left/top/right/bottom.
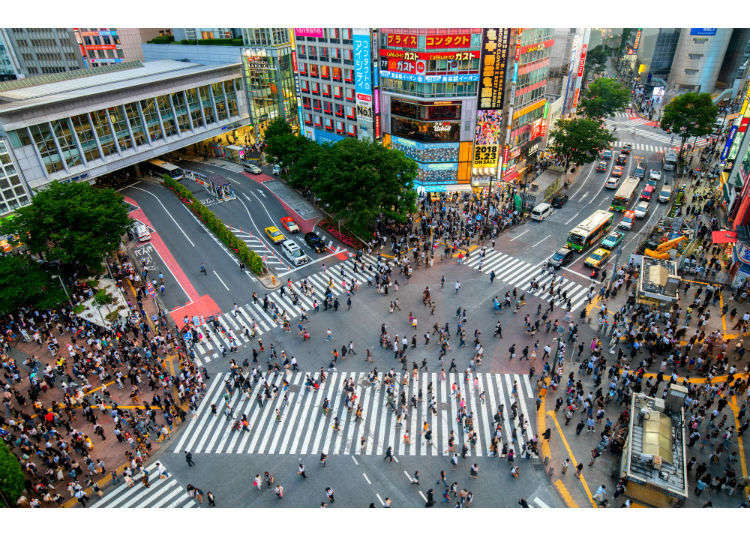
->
[[229, 227, 288, 270], [465, 249, 589, 312], [188, 254, 384, 366], [92, 461, 197, 508], [611, 141, 666, 153], [171, 371, 537, 459]]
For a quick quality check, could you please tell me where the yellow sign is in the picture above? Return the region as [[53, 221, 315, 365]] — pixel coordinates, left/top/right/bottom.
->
[[473, 143, 499, 168], [513, 99, 546, 121]]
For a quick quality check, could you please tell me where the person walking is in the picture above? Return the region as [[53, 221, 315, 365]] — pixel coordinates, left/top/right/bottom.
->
[[325, 487, 335, 503], [185, 451, 195, 467], [297, 463, 307, 479]]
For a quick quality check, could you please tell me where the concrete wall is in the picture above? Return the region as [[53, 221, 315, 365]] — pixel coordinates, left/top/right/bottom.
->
[[142, 43, 242, 66], [669, 29, 732, 92]]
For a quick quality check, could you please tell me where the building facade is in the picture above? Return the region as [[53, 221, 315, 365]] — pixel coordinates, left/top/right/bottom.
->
[[142, 43, 244, 66], [173, 29, 241, 41], [241, 28, 298, 136], [0, 60, 249, 210], [636, 28, 680, 87], [294, 28, 374, 143], [378, 28, 483, 190], [73, 28, 168, 67], [668, 28, 732, 93], [0, 28, 85, 78], [0, 137, 29, 214]]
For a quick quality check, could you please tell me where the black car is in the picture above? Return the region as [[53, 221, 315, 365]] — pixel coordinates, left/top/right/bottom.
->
[[304, 232, 327, 253], [550, 193, 569, 208], [548, 247, 574, 269]]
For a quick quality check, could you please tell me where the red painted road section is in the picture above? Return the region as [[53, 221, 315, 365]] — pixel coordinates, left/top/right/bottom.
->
[[124, 195, 221, 328], [241, 171, 321, 234]]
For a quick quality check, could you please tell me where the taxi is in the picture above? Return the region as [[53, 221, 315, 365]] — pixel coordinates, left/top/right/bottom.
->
[[584, 247, 611, 269], [596, 160, 607, 172], [264, 226, 286, 244], [619, 210, 636, 230], [600, 231, 624, 250], [611, 165, 623, 178], [280, 216, 300, 233]]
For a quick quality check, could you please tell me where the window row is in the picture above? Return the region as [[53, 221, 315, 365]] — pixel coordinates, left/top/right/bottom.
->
[[7, 80, 241, 175], [297, 62, 355, 82], [299, 81, 356, 100], [380, 78, 479, 98], [301, 113, 357, 135], [300, 98, 357, 118]]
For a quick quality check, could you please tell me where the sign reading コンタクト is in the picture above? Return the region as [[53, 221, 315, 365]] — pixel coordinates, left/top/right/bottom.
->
[[425, 34, 471, 49], [478, 28, 511, 110]]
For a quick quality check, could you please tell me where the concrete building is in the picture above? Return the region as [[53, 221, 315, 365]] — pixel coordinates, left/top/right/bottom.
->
[[73, 28, 169, 67], [241, 28, 298, 137], [173, 29, 241, 41], [0, 137, 29, 214], [717, 29, 750, 99], [377, 28, 483, 190], [668, 28, 732, 93], [0, 60, 249, 210], [294, 28, 375, 143], [546, 28, 575, 100], [635, 28, 680, 88], [0, 32, 19, 81], [0, 28, 85, 78], [142, 43, 243, 66]]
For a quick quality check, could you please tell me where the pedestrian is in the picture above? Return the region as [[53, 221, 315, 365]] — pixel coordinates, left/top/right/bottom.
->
[[326, 487, 335, 503], [561, 458, 569, 475], [185, 451, 195, 467], [207, 491, 216, 506], [274, 484, 284, 499], [384, 446, 395, 463], [297, 463, 307, 479], [575, 463, 584, 478]]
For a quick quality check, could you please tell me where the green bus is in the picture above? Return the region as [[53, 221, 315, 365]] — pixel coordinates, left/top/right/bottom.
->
[[610, 177, 640, 212], [566, 210, 614, 252]]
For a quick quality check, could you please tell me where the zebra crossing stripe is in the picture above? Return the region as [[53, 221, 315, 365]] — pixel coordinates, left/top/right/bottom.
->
[[92, 462, 195, 509]]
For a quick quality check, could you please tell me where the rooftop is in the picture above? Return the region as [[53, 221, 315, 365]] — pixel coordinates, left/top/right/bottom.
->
[[0, 60, 240, 114], [639, 256, 679, 300]]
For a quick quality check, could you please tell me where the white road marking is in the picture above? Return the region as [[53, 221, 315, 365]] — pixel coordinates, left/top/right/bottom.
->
[[375, 493, 385, 506], [212, 270, 230, 291], [351, 455, 359, 465], [362, 472, 371, 485], [128, 185, 195, 247], [531, 235, 551, 248], [510, 229, 530, 241], [562, 267, 601, 284]]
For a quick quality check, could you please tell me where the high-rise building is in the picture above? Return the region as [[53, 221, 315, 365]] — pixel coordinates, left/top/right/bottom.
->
[[294, 28, 375, 143], [173, 28, 241, 41], [635, 28, 680, 88], [378, 28, 483, 190], [717, 29, 750, 99], [73, 28, 169, 67], [0, 32, 20, 80], [668, 28, 732, 93], [241, 28, 298, 136], [0, 28, 85, 78]]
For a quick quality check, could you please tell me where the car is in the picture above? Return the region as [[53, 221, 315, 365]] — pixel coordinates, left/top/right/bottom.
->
[[648, 169, 662, 181], [280, 216, 300, 233], [584, 248, 611, 269], [272, 164, 281, 175], [550, 193, 569, 208], [619, 210, 636, 230], [616, 153, 627, 166], [264, 226, 286, 244], [621, 144, 632, 154], [548, 247, 574, 269], [611, 166, 623, 178], [281, 239, 309, 266], [634, 200, 650, 218], [605, 175, 620, 189], [658, 184, 673, 203], [600, 231, 624, 250], [634, 162, 647, 179], [640, 184, 655, 201], [242, 162, 262, 174], [647, 176, 659, 187], [596, 160, 608, 172], [601, 149, 613, 160], [304, 232, 327, 253]]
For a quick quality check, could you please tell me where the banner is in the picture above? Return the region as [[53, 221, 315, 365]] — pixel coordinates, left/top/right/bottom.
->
[[387, 58, 426, 75], [473, 110, 502, 169], [690, 28, 717, 36], [380, 49, 480, 61], [353, 32, 372, 96], [577, 44, 588, 77], [478, 28, 511, 110], [473, 144, 499, 167], [387, 33, 417, 47], [425, 34, 471, 49], [294, 28, 324, 38], [380, 71, 478, 83]]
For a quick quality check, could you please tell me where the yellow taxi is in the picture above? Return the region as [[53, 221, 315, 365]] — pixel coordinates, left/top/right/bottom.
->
[[264, 226, 286, 244], [584, 248, 611, 269]]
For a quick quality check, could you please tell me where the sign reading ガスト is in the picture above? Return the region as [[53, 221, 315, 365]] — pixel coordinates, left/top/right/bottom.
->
[[478, 28, 511, 110]]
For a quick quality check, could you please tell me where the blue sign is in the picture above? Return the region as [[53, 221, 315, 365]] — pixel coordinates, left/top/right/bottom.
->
[[690, 28, 717, 36], [373, 63, 379, 88], [721, 125, 738, 161], [512, 63, 518, 83], [379, 71, 479, 84], [313, 128, 345, 145], [353, 32, 372, 96]]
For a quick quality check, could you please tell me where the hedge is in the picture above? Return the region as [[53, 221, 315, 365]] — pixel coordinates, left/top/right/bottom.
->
[[162, 176, 267, 275], [0, 441, 25, 506]]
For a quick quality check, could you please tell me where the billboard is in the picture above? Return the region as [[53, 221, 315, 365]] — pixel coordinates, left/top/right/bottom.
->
[[425, 34, 471, 49], [577, 44, 588, 77], [379, 71, 478, 83], [387, 33, 418, 47], [478, 28, 511, 110], [690, 28, 717, 36], [380, 49, 480, 61], [387, 58, 426, 75], [391, 136, 459, 163], [294, 28, 324, 38], [354, 32, 372, 97], [473, 110, 502, 168]]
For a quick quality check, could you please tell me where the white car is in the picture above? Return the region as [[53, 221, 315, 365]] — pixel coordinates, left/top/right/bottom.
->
[[605, 176, 620, 189], [649, 169, 662, 181], [281, 239, 309, 266], [634, 200, 650, 219], [272, 164, 281, 175]]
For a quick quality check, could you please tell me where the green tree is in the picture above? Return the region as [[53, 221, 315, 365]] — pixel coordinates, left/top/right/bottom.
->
[[264, 117, 293, 142], [0, 255, 67, 315], [579, 77, 630, 119], [660, 92, 719, 162], [548, 118, 616, 174], [0, 441, 25, 506], [7, 181, 130, 273]]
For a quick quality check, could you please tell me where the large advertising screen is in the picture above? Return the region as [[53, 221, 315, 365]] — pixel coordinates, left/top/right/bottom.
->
[[416, 162, 458, 183], [473, 110, 502, 168], [380, 49, 480, 61], [391, 136, 459, 163], [478, 28, 511, 110]]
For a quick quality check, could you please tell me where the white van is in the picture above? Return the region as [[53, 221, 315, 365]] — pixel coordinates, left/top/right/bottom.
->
[[281, 239, 309, 266], [530, 202, 553, 221], [132, 222, 151, 242]]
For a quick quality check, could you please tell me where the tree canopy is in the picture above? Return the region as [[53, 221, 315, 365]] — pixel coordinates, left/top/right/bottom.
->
[[660, 92, 718, 155], [5, 181, 130, 273], [0, 255, 67, 315], [578, 77, 630, 119], [264, 121, 417, 236], [548, 118, 616, 170], [0, 441, 25, 506]]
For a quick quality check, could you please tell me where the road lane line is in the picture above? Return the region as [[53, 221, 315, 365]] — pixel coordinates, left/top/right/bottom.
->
[[510, 229, 530, 241], [212, 270, 229, 291], [362, 472, 371, 485], [531, 235, 551, 248], [128, 185, 196, 247]]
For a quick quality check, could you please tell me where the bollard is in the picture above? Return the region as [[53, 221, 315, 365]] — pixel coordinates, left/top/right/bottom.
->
[[272, 275, 276, 285]]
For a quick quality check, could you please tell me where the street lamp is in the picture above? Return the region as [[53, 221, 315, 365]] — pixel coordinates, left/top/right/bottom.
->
[[52, 274, 72, 306]]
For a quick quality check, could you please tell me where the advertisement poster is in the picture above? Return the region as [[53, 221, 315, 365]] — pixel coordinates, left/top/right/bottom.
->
[[425, 34, 471, 49], [391, 136, 459, 163], [387, 58, 427, 74], [379, 71, 478, 83], [294, 28, 324, 38], [478, 28, 511, 110], [380, 49, 480, 61], [690, 28, 717, 36], [387, 33, 417, 47], [473, 109, 503, 168]]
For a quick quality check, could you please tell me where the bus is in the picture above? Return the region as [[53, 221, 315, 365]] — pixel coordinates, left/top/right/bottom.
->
[[662, 150, 678, 172], [566, 210, 614, 252], [610, 177, 640, 212], [148, 159, 183, 180]]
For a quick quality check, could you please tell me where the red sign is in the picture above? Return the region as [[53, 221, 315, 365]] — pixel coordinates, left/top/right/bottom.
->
[[577, 44, 588, 77], [740, 117, 750, 133], [379, 49, 480, 61], [514, 29, 523, 61], [415, 60, 426, 74], [387, 59, 416, 73], [425, 34, 471, 49], [291, 50, 298, 73], [387, 33, 417, 48]]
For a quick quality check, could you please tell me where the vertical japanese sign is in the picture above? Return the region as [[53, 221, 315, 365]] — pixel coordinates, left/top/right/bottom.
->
[[478, 28, 511, 110], [354, 29, 373, 140]]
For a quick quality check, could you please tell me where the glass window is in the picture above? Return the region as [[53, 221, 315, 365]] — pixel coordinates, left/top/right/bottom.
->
[[29, 123, 63, 174], [107, 106, 133, 150], [71, 114, 100, 162], [186, 88, 204, 127], [124, 103, 147, 146], [156, 96, 177, 137], [140, 99, 163, 141], [89, 110, 117, 156], [199, 86, 215, 124], [223, 81, 238, 117], [8, 129, 31, 148], [211, 83, 227, 121]]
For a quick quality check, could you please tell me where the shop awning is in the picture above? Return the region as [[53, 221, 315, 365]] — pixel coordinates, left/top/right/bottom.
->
[[502, 169, 519, 182], [712, 230, 738, 244]]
